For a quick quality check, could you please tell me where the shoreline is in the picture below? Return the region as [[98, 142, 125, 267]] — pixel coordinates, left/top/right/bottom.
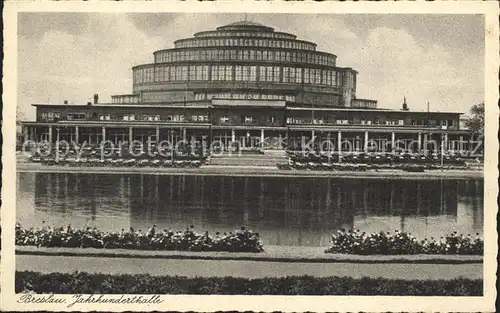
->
[[16, 162, 483, 179], [16, 245, 483, 264]]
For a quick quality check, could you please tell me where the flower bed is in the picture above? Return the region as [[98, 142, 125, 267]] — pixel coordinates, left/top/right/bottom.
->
[[29, 155, 207, 168], [286, 151, 473, 165], [278, 162, 473, 172], [16, 271, 482, 295], [280, 151, 478, 172], [58, 159, 203, 168], [27, 146, 209, 168], [325, 230, 483, 255], [15, 224, 263, 253]]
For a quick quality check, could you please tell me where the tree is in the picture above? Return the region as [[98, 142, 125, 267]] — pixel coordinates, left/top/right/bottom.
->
[[16, 110, 26, 125], [465, 102, 484, 135]]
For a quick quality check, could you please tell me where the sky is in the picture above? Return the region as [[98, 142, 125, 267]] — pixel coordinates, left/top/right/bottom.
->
[[17, 13, 484, 120]]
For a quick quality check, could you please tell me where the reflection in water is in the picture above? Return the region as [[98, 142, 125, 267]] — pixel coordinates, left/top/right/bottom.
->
[[17, 172, 484, 247]]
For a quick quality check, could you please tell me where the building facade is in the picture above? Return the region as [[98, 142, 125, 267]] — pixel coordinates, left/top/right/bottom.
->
[[21, 21, 477, 154]]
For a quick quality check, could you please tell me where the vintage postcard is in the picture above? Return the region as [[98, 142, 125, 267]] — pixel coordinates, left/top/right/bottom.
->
[[1, 0, 498, 312]]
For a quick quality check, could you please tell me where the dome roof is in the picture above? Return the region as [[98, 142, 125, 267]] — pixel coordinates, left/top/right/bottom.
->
[[217, 20, 274, 31], [225, 20, 267, 27]]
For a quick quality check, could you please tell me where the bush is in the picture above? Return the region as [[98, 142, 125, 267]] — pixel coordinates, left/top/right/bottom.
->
[[15, 223, 263, 253], [325, 230, 483, 255], [15, 271, 482, 295]]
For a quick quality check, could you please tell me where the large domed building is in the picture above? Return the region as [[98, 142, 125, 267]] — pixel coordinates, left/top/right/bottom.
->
[[128, 20, 358, 109], [22, 20, 472, 155]]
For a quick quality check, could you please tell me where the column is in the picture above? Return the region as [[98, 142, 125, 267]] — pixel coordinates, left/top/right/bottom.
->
[[311, 130, 316, 152], [155, 126, 160, 143], [260, 129, 265, 149], [391, 132, 395, 152], [444, 133, 448, 153], [459, 135, 464, 153], [128, 127, 133, 143], [327, 132, 332, 162], [231, 128, 235, 142], [423, 134, 428, 153], [208, 127, 213, 149], [364, 131, 369, 153], [171, 130, 176, 148], [182, 128, 187, 142], [417, 132, 422, 152], [337, 131, 342, 162], [55, 128, 60, 161], [75, 126, 79, 144], [101, 126, 106, 144], [327, 132, 331, 152], [48, 126, 53, 144], [438, 134, 442, 154]]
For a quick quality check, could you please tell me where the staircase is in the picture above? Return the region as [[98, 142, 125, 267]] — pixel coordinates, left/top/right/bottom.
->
[[208, 150, 288, 167]]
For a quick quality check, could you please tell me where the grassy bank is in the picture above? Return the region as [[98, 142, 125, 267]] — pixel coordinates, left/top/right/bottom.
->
[[16, 271, 482, 295]]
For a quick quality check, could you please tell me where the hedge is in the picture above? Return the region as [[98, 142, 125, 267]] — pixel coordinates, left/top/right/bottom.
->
[[16, 271, 482, 295]]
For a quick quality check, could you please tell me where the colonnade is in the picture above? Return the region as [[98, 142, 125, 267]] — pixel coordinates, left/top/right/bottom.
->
[[22, 124, 478, 155], [287, 130, 476, 154]]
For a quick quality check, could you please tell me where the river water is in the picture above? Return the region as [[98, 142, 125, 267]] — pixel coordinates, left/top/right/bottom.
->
[[16, 172, 483, 247]]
